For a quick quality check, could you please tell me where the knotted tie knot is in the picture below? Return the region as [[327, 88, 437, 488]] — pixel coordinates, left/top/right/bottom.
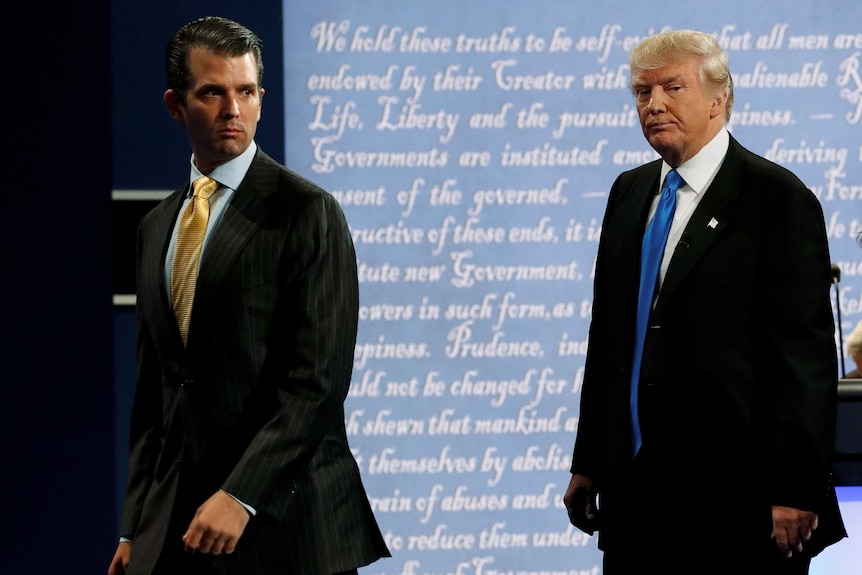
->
[[662, 169, 683, 197], [193, 176, 218, 201]]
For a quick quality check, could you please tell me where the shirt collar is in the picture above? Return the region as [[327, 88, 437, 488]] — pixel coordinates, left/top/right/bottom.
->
[[188, 141, 257, 192], [661, 129, 729, 195]]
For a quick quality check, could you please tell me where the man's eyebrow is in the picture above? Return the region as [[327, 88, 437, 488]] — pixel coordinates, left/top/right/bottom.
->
[[195, 82, 224, 92], [194, 82, 259, 92], [634, 74, 685, 87]]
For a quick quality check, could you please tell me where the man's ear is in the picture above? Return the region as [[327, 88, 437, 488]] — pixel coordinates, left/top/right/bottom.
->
[[164, 89, 185, 122], [709, 91, 727, 120]]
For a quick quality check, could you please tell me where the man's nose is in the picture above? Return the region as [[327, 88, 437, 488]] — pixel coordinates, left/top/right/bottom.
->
[[222, 95, 240, 117], [648, 89, 667, 113]]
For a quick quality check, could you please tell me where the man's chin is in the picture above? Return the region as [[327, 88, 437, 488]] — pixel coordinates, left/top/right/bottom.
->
[[647, 135, 676, 156], [216, 140, 250, 159]]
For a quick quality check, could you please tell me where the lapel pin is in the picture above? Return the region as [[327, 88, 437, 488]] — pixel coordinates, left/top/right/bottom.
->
[[708, 217, 719, 229]]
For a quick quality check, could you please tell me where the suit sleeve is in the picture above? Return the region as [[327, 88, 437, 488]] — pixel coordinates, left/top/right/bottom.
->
[[220, 189, 359, 514], [571, 172, 626, 480], [119, 218, 166, 538], [755, 170, 838, 512]]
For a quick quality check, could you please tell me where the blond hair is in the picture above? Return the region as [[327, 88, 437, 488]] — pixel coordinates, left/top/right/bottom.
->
[[629, 29, 734, 122]]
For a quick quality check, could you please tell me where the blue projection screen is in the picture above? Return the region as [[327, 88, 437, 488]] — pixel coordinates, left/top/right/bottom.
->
[[281, 2, 862, 573]]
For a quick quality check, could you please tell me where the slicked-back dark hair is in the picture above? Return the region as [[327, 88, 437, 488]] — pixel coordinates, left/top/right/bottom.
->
[[166, 16, 264, 103]]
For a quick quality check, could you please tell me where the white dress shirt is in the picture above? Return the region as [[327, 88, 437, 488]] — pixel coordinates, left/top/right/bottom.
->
[[650, 128, 730, 290]]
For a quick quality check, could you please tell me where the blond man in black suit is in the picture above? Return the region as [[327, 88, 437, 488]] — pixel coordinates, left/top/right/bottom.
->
[[564, 29, 844, 574]]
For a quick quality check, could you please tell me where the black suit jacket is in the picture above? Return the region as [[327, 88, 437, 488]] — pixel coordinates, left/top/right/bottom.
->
[[572, 135, 845, 555], [119, 149, 390, 574]]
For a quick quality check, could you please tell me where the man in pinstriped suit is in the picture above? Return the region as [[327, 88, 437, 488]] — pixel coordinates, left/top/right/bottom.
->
[[108, 16, 389, 575]]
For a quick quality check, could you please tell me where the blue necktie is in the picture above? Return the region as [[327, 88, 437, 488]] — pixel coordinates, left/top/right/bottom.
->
[[630, 169, 682, 454]]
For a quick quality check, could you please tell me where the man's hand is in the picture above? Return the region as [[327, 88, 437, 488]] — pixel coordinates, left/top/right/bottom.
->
[[771, 505, 819, 557], [182, 490, 251, 555], [107, 541, 132, 575], [564, 473, 600, 535]]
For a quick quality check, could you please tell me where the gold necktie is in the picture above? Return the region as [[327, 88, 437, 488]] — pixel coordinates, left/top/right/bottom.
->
[[172, 176, 217, 345]]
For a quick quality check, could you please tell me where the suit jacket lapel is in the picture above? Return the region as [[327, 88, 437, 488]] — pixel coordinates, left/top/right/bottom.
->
[[139, 188, 187, 350], [624, 166, 662, 306], [655, 137, 745, 311], [188, 150, 281, 341]]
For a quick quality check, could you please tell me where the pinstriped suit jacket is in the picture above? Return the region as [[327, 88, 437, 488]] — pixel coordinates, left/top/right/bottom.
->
[[120, 148, 390, 574]]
